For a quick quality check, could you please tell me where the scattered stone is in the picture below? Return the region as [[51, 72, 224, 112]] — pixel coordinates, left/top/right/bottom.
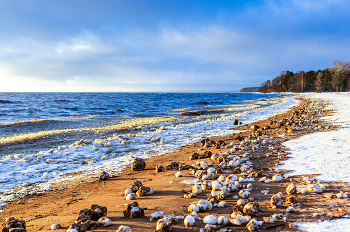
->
[[184, 215, 195, 227], [97, 217, 112, 227], [123, 201, 144, 218], [51, 224, 61, 230], [246, 218, 262, 232], [286, 183, 296, 195], [286, 195, 298, 204], [136, 186, 154, 196], [116, 225, 132, 232], [130, 180, 143, 192], [77, 204, 107, 221], [271, 192, 283, 208], [131, 158, 146, 171], [155, 165, 165, 173], [286, 206, 295, 213], [166, 162, 180, 170], [175, 172, 182, 178], [150, 211, 165, 221], [243, 202, 260, 216], [156, 216, 175, 231], [203, 215, 218, 225], [125, 193, 136, 200], [1, 217, 27, 232], [98, 171, 109, 181]]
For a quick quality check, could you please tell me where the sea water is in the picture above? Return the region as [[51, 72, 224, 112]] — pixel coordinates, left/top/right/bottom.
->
[[0, 92, 297, 209]]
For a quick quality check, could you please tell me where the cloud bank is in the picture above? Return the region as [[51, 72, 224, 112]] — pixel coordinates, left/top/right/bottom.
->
[[0, 0, 349, 92]]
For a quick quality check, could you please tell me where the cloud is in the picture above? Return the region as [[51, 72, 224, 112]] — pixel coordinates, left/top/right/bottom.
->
[[0, 0, 349, 92]]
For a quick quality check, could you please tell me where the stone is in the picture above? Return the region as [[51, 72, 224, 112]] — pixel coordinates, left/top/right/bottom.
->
[[123, 201, 144, 218], [131, 158, 146, 171], [1, 217, 27, 232], [98, 171, 109, 181]]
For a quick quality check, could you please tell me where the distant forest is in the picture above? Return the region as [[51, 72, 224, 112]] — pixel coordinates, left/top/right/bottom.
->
[[260, 60, 350, 93]]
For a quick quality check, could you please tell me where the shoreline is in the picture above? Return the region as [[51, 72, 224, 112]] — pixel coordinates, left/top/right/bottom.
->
[[1, 95, 349, 232]]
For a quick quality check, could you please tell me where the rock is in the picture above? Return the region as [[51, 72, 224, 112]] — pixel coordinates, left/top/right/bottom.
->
[[1, 217, 27, 232], [175, 172, 182, 178], [271, 192, 283, 208], [126, 193, 136, 200], [136, 186, 154, 196], [116, 225, 132, 232], [51, 224, 61, 230], [68, 221, 96, 232], [192, 184, 203, 194], [243, 202, 260, 216], [131, 158, 146, 171], [184, 215, 195, 227], [286, 206, 295, 213], [66, 229, 79, 232], [207, 196, 219, 205], [246, 219, 262, 232], [233, 119, 239, 125], [78, 204, 107, 221], [218, 216, 229, 225], [97, 217, 112, 227], [155, 165, 165, 173], [230, 212, 247, 226], [197, 200, 213, 212], [130, 180, 143, 192], [188, 203, 200, 213], [238, 189, 250, 199], [286, 195, 298, 204], [150, 211, 165, 221], [184, 193, 197, 198], [156, 217, 175, 231], [98, 171, 109, 181], [189, 153, 200, 160], [123, 201, 144, 218], [272, 174, 283, 182], [232, 205, 243, 213], [286, 183, 296, 195], [308, 184, 323, 193], [203, 215, 218, 225], [166, 162, 180, 170]]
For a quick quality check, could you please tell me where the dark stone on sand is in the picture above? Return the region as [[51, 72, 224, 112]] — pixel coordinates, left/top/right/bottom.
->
[[98, 171, 109, 181], [123, 201, 144, 218], [232, 205, 243, 213], [78, 204, 107, 221], [69, 221, 96, 232], [155, 165, 165, 173], [130, 180, 143, 192], [1, 217, 27, 232], [131, 158, 146, 171], [166, 162, 180, 170]]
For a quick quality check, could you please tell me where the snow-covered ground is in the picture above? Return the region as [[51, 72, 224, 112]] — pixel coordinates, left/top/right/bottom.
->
[[277, 92, 350, 231]]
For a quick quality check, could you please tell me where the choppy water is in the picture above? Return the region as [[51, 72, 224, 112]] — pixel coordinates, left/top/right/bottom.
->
[[0, 92, 297, 209]]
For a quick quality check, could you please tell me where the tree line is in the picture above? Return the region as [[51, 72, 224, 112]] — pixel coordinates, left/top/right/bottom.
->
[[260, 60, 350, 93]]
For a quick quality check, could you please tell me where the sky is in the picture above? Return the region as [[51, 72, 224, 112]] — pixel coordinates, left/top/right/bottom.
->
[[0, 0, 349, 92]]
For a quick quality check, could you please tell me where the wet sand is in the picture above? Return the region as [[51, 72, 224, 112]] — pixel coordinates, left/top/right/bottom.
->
[[1, 97, 349, 232]]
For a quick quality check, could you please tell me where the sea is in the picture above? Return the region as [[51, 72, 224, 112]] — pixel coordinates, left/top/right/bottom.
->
[[0, 92, 297, 209]]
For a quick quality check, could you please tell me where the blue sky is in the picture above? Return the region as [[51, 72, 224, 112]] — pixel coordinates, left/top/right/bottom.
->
[[0, 0, 349, 92]]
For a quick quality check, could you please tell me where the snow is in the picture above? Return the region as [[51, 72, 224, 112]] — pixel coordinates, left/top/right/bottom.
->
[[276, 93, 350, 231], [295, 218, 350, 232], [278, 93, 350, 182]]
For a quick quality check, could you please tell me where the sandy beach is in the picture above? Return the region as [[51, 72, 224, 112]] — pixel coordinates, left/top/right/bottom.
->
[[1, 93, 350, 232]]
